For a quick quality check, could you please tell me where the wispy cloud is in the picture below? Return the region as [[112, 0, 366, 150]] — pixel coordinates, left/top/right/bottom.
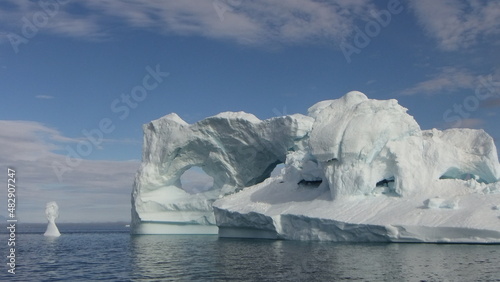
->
[[0, 0, 376, 47], [410, 0, 500, 51], [400, 67, 476, 95], [2, 0, 498, 52], [35, 95, 55, 99], [0, 120, 139, 222], [444, 118, 484, 129], [0, 120, 71, 161]]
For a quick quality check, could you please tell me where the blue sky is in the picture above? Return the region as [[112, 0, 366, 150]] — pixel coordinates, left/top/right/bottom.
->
[[0, 0, 499, 222]]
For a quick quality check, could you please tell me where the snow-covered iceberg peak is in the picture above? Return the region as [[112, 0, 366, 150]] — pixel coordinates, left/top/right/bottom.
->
[[305, 91, 500, 200], [309, 91, 424, 198]]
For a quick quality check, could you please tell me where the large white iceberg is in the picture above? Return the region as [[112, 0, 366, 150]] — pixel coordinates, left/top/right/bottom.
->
[[132, 91, 500, 243], [131, 111, 312, 234]]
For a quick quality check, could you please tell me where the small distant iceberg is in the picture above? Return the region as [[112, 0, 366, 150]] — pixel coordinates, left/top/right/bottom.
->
[[44, 201, 61, 237]]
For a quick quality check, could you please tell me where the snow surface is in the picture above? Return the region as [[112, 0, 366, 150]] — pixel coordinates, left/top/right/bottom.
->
[[132, 91, 500, 242]]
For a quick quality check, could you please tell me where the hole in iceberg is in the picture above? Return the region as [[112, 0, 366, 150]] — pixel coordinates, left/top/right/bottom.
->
[[373, 177, 398, 196], [297, 179, 322, 188], [376, 178, 395, 187], [244, 161, 285, 186], [270, 163, 285, 177], [180, 166, 214, 194], [439, 167, 486, 183], [248, 161, 284, 185]]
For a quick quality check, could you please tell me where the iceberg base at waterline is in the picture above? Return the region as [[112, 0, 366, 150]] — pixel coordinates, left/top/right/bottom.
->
[[44, 221, 61, 237], [132, 91, 500, 242], [132, 221, 218, 235], [213, 177, 500, 243]]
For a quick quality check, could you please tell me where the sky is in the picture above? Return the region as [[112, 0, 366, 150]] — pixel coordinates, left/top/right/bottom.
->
[[0, 0, 499, 223]]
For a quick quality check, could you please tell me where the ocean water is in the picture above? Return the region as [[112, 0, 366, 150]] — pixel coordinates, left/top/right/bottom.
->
[[2, 223, 500, 281]]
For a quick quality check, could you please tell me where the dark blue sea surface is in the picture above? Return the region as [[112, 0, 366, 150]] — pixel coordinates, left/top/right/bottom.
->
[[1, 223, 500, 281]]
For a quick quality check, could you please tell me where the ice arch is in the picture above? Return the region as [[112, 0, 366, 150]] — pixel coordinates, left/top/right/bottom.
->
[[180, 166, 214, 194], [131, 112, 313, 234]]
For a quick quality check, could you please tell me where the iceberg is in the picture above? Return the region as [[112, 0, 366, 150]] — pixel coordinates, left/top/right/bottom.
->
[[132, 91, 500, 243], [44, 201, 61, 237], [131, 111, 312, 234]]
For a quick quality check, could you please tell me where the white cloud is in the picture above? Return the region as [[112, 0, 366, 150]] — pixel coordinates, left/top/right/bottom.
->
[[0, 0, 377, 47], [35, 95, 54, 99], [0, 120, 68, 161], [0, 120, 139, 222], [401, 67, 476, 95], [410, 0, 500, 51], [2, 0, 498, 52]]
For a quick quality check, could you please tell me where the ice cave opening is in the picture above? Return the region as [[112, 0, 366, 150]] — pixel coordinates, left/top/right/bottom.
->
[[374, 177, 397, 196], [297, 179, 323, 188], [439, 167, 486, 183], [180, 166, 214, 194], [244, 160, 284, 188], [270, 163, 285, 177], [376, 177, 395, 187]]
